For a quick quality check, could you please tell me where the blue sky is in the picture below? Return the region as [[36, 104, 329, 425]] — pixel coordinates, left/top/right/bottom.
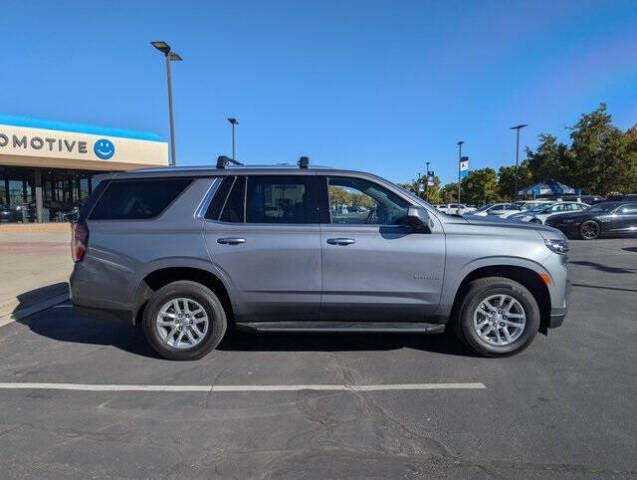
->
[[1, 0, 635, 184]]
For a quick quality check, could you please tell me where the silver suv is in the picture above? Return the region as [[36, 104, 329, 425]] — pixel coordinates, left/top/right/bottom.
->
[[70, 158, 569, 360]]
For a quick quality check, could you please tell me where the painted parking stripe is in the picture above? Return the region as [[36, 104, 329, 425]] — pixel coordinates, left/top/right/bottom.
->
[[0, 382, 486, 393]]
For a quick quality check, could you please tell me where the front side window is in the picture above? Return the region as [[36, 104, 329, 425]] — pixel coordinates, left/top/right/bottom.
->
[[245, 176, 318, 224], [327, 177, 410, 225], [618, 203, 637, 214]]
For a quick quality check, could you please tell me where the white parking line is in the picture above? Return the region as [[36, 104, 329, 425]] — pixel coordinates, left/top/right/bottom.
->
[[0, 382, 486, 393]]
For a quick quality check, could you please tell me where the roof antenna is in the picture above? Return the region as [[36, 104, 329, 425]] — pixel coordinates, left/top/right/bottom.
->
[[298, 156, 309, 169], [216, 155, 243, 169]]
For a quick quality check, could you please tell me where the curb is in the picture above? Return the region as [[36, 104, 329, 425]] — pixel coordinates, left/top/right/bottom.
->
[[0, 294, 70, 329]]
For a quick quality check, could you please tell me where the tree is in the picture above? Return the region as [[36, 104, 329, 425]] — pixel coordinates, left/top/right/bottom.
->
[[524, 134, 571, 183], [399, 174, 443, 204], [568, 103, 634, 194], [440, 182, 458, 203], [460, 168, 498, 205], [498, 163, 532, 200]]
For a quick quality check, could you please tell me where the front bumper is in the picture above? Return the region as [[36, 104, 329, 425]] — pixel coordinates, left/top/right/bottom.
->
[[548, 280, 570, 329]]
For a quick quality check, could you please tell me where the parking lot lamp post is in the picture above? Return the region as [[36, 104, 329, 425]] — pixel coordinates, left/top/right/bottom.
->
[[425, 161, 431, 202], [510, 124, 527, 200], [151, 41, 182, 167], [227, 118, 239, 162], [457, 141, 464, 203]]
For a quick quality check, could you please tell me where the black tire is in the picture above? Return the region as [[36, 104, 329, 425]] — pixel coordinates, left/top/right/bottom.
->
[[142, 280, 227, 360], [530, 218, 542, 224], [579, 220, 600, 240], [452, 277, 540, 357]]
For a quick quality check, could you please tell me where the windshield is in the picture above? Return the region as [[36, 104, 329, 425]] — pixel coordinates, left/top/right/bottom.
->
[[588, 202, 621, 213], [473, 204, 494, 213]]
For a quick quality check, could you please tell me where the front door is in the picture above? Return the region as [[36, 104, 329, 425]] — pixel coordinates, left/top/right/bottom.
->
[[609, 203, 637, 234], [203, 175, 323, 322], [319, 176, 445, 322]]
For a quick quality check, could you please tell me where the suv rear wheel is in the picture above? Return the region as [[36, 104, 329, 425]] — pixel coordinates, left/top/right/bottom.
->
[[142, 280, 227, 360], [453, 277, 540, 357]]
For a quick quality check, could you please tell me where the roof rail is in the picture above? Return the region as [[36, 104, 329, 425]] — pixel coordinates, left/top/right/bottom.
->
[[216, 155, 243, 169], [298, 156, 309, 169]]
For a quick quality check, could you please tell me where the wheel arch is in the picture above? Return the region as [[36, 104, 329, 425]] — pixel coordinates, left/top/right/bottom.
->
[[133, 266, 234, 326], [450, 265, 551, 334]]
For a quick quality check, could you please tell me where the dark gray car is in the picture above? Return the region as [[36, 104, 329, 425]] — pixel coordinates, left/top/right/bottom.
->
[[70, 160, 569, 360]]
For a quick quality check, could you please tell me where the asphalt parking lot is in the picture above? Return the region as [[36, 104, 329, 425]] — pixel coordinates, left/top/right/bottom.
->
[[0, 238, 636, 479]]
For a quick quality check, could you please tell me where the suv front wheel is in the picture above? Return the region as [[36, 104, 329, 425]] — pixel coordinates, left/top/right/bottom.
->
[[453, 277, 540, 357], [142, 280, 227, 360]]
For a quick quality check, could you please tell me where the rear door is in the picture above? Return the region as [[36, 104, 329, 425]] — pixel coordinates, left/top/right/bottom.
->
[[203, 175, 323, 322], [319, 175, 445, 322]]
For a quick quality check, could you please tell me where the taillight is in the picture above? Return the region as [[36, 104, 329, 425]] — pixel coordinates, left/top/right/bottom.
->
[[72, 221, 89, 262]]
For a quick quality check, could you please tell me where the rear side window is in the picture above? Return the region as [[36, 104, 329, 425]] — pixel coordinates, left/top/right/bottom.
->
[[246, 176, 318, 224], [89, 178, 192, 220], [220, 177, 246, 222], [205, 176, 234, 220]]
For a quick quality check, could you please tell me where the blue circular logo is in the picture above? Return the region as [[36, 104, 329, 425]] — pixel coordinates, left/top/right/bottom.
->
[[94, 139, 115, 159]]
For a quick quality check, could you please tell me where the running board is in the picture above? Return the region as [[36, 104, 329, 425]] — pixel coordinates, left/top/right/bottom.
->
[[236, 321, 446, 334]]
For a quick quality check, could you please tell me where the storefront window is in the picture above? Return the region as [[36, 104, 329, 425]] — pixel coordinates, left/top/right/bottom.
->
[[1, 167, 100, 223]]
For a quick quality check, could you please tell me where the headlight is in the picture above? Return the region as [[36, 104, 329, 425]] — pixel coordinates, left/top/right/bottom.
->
[[544, 238, 569, 255]]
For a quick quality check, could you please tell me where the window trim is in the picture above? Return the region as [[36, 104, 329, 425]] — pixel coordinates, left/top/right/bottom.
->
[[87, 177, 194, 222], [195, 177, 222, 220]]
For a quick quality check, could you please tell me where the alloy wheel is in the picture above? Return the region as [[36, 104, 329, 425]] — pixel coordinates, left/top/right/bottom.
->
[[581, 221, 600, 240], [473, 294, 526, 346], [156, 298, 209, 349]]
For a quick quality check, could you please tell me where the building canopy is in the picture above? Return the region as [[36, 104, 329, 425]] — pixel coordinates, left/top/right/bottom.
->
[[518, 180, 580, 197]]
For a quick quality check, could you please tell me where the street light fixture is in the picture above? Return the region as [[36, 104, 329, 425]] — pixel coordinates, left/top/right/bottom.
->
[[227, 117, 239, 162], [510, 124, 528, 200], [151, 40, 182, 167]]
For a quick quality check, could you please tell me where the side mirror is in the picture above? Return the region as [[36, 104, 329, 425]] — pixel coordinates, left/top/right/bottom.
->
[[407, 206, 431, 232]]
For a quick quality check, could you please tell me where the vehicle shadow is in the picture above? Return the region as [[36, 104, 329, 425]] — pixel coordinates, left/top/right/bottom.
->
[[569, 260, 636, 274], [16, 299, 473, 358], [17, 303, 159, 359]]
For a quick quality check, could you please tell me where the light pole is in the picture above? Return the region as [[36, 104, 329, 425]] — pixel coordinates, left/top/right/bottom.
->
[[425, 161, 431, 202], [510, 124, 527, 200], [151, 41, 182, 167], [457, 141, 464, 203], [227, 118, 239, 162]]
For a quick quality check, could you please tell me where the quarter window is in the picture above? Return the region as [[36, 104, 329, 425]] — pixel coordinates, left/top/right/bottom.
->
[[327, 177, 410, 225], [89, 178, 192, 220]]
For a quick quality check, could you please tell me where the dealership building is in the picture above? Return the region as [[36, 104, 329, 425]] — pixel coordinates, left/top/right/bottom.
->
[[0, 114, 168, 222]]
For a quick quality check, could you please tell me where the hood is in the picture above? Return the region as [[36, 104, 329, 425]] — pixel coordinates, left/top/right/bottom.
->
[[463, 213, 564, 239]]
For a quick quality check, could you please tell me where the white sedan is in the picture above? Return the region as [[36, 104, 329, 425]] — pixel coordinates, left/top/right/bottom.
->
[[489, 200, 554, 218], [509, 201, 590, 224]]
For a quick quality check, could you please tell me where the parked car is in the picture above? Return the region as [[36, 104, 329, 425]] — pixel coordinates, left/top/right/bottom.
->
[[70, 159, 569, 360], [489, 200, 554, 218], [436, 203, 476, 215], [0, 205, 23, 223], [509, 201, 589, 224], [470, 203, 512, 217], [545, 201, 637, 240]]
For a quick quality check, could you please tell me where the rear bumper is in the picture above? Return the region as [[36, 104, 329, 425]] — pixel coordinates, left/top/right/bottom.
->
[[72, 303, 132, 325]]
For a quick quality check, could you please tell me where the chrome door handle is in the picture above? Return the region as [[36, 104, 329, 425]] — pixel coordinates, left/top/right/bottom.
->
[[217, 237, 246, 245], [326, 238, 356, 246]]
